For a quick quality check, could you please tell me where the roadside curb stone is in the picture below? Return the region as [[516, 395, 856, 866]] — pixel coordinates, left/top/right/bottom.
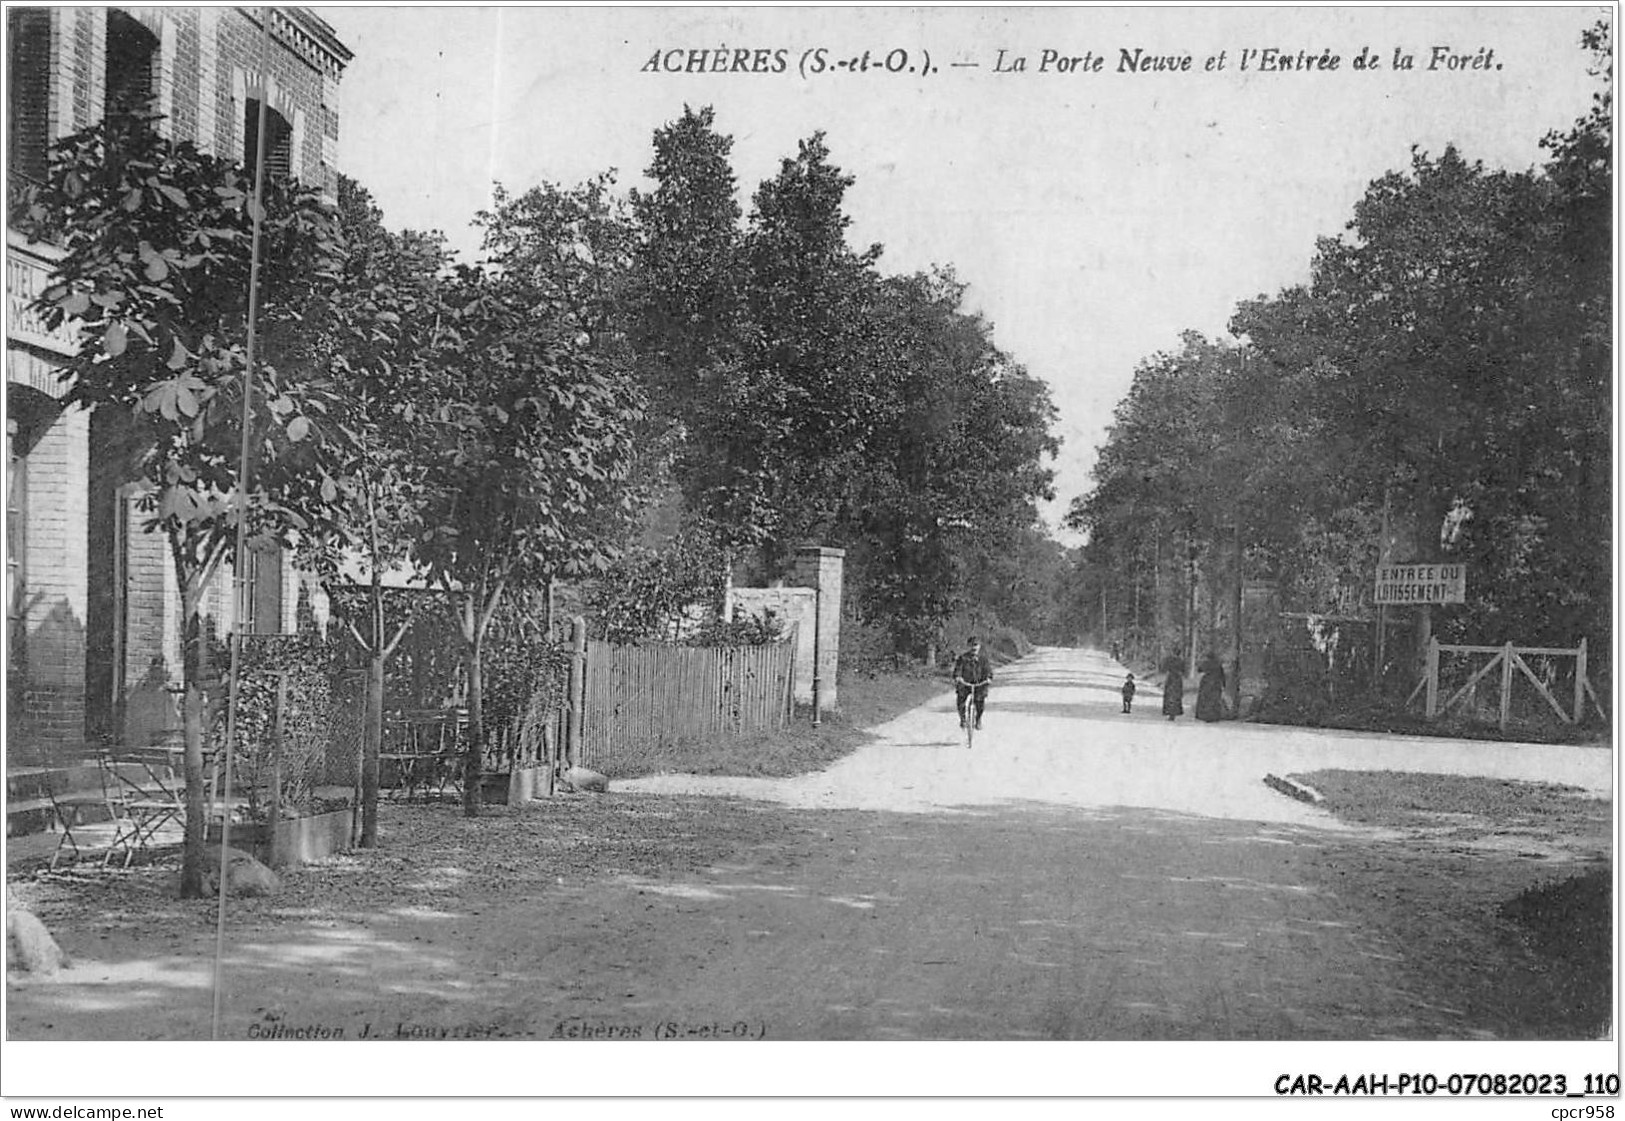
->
[[1264, 773, 1324, 805]]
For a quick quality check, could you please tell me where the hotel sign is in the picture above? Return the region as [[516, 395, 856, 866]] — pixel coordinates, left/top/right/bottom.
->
[[1373, 563, 1467, 605], [7, 232, 78, 357]]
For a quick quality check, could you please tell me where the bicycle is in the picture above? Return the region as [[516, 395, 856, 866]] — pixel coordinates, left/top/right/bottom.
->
[[954, 675, 990, 749]]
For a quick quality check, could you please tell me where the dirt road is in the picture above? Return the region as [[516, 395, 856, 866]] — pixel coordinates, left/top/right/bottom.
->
[[620, 645, 1612, 813], [6, 646, 1612, 1057]]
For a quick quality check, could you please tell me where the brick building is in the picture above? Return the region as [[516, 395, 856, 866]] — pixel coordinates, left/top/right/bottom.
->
[[6, 7, 352, 765]]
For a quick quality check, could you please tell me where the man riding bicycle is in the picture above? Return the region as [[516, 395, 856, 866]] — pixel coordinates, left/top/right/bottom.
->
[[953, 636, 994, 731]]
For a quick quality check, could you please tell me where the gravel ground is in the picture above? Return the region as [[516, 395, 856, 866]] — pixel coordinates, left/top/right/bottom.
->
[[5, 646, 1613, 1086]]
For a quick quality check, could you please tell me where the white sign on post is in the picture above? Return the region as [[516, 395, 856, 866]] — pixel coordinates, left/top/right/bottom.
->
[[1373, 563, 1467, 605]]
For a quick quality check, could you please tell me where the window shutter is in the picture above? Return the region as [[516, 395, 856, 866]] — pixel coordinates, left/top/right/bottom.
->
[[104, 10, 158, 119], [8, 9, 52, 183]]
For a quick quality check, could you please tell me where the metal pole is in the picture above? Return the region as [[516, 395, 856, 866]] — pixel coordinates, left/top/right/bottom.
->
[[811, 582, 822, 728], [212, 7, 273, 1041]]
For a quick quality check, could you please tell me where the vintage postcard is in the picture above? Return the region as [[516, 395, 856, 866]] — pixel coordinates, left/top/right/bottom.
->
[[3, 3, 1614, 1109]]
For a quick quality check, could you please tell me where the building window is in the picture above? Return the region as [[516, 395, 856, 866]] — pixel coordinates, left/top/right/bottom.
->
[[243, 99, 292, 181], [8, 8, 51, 184], [104, 9, 158, 120], [243, 541, 284, 635]]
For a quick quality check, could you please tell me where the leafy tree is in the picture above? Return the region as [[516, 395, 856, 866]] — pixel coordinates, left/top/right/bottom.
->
[[623, 112, 1062, 658], [319, 175, 449, 847], [1075, 22, 1615, 691], [476, 174, 669, 550], [413, 263, 643, 815], [21, 112, 352, 895], [628, 110, 745, 422], [586, 525, 728, 644], [740, 132, 891, 573], [1235, 143, 1609, 651], [860, 270, 1057, 656], [477, 176, 636, 348], [1069, 328, 1335, 666]]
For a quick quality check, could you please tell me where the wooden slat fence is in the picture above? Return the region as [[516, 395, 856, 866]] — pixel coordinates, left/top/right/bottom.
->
[[581, 637, 796, 768]]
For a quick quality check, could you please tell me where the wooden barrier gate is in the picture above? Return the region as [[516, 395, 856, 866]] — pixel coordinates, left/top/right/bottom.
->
[[580, 635, 797, 768], [1408, 637, 1606, 731]]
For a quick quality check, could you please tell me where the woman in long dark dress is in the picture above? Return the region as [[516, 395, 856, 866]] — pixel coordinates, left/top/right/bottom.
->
[[1160, 651, 1187, 720], [1195, 653, 1226, 722]]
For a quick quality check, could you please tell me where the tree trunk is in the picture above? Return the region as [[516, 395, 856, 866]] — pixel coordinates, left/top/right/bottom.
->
[[1152, 529, 1165, 656], [360, 485, 385, 846], [1133, 544, 1143, 661], [1230, 522, 1243, 713], [178, 581, 208, 898], [360, 650, 384, 846], [461, 624, 484, 817], [1184, 531, 1198, 673]]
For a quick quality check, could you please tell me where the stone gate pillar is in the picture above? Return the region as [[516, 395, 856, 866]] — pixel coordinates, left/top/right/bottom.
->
[[793, 546, 844, 715]]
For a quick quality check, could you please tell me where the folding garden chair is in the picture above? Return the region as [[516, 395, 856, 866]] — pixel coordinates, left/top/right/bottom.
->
[[99, 746, 185, 867], [45, 760, 117, 870]]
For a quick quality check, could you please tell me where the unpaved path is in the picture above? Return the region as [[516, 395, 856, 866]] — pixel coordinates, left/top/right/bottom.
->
[[619, 645, 1613, 814], [6, 646, 1612, 1057]]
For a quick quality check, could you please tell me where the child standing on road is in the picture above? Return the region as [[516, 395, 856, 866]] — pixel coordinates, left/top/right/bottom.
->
[[1121, 673, 1136, 714]]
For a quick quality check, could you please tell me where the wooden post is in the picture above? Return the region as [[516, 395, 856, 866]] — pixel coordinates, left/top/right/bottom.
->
[[1375, 605, 1386, 690], [1417, 603, 1433, 694], [1574, 637, 1587, 724], [1499, 640, 1514, 731], [1424, 637, 1440, 719], [783, 632, 797, 728], [567, 615, 586, 771]]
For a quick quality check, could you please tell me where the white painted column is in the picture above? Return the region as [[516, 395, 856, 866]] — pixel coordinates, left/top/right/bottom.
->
[[291, 108, 307, 183]]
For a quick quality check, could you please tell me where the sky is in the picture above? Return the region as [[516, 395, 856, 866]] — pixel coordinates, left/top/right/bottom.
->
[[315, 4, 1606, 543]]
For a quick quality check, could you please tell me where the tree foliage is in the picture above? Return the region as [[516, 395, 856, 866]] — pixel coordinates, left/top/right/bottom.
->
[[320, 174, 451, 845], [22, 111, 359, 895], [411, 257, 644, 814], [625, 112, 1060, 656], [1068, 22, 1612, 675]]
